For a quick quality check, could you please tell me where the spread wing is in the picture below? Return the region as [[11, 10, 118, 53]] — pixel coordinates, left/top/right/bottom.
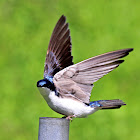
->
[[44, 15, 73, 79], [53, 48, 133, 103]]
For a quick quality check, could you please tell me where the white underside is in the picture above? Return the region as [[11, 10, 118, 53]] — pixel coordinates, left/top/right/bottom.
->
[[38, 87, 99, 118]]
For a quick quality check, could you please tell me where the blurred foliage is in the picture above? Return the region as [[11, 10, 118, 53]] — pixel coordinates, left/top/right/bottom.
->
[[0, 0, 139, 140]]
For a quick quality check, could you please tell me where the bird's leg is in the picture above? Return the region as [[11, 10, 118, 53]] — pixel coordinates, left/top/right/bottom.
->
[[66, 115, 76, 121]]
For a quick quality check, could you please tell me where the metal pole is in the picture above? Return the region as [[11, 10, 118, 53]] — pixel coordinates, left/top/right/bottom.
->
[[38, 117, 70, 140]]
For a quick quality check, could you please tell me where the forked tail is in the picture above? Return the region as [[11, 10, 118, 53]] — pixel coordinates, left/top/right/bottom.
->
[[89, 99, 126, 109]]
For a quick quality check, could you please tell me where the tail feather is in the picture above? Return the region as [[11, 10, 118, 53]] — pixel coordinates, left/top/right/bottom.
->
[[89, 99, 126, 109]]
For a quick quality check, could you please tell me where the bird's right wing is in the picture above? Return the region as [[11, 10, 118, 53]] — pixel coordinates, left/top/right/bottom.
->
[[44, 15, 73, 79], [53, 48, 133, 103]]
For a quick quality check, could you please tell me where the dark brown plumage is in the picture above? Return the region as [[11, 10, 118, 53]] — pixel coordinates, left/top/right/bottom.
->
[[44, 15, 73, 78], [98, 99, 126, 109]]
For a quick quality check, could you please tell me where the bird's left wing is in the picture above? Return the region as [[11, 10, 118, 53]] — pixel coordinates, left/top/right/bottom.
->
[[44, 15, 73, 79], [53, 48, 133, 104]]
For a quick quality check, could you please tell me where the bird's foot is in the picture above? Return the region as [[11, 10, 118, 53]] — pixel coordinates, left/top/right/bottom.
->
[[66, 115, 76, 121]]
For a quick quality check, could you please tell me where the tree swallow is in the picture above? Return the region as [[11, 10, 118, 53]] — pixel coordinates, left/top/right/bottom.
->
[[37, 15, 133, 120]]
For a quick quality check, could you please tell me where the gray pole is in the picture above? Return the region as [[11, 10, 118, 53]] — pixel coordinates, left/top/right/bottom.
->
[[38, 117, 70, 140]]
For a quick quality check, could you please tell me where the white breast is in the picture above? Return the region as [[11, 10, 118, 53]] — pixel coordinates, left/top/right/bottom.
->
[[38, 87, 98, 118]]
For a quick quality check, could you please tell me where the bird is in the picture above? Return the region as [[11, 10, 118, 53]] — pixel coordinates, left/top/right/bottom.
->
[[37, 15, 133, 120]]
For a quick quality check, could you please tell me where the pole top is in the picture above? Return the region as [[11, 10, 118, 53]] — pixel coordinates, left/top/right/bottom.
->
[[38, 117, 70, 140]]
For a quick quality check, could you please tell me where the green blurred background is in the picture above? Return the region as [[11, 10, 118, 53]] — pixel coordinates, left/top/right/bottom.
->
[[0, 0, 139, 140]]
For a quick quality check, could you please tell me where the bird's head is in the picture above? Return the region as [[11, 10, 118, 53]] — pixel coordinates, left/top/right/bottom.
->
[[37, 78, 55, 91]]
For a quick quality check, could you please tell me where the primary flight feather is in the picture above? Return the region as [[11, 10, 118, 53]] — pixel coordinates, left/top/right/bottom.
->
[[37, 15, 133, 120]]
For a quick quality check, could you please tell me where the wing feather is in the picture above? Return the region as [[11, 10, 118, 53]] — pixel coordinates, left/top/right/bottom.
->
[[53, 48, 133, 103], [44, 15, 73, 78]]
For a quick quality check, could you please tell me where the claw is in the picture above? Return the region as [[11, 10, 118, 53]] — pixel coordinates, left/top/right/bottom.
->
[[66, 115, 76, 121]]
